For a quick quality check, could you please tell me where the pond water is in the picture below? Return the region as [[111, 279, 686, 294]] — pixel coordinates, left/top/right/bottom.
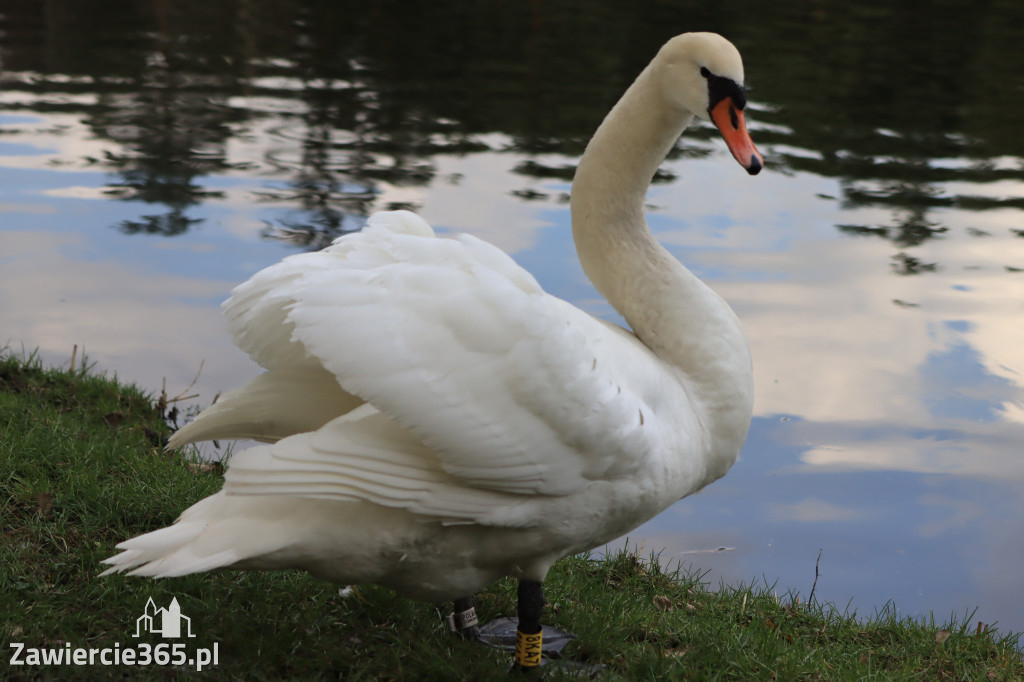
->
[[2, 2, 1023, 637]]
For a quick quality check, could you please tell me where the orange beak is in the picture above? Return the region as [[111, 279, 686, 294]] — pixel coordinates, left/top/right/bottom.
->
[[709, 97, 763, 175]]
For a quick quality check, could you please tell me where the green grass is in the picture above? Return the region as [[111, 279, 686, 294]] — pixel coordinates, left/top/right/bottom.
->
[[2, 349, 1022, 680]]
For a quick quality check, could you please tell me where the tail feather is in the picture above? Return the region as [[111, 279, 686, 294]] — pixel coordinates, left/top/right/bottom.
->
[[100, 493, 280, 578], [128, 548, 242, 579], [100, 521, 210, 577]]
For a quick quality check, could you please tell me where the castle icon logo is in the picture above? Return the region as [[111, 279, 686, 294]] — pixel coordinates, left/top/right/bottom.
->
[[132, 597, 195, 638]]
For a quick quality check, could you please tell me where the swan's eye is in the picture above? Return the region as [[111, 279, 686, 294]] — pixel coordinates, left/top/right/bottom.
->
[[704, 71, 747, 113]]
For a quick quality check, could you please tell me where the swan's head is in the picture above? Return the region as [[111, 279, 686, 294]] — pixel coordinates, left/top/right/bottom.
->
[[655, 33, 763, 175]]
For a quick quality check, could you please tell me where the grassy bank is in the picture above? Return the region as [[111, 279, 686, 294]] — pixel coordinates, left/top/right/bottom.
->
[[2, 350, 1022, 680]]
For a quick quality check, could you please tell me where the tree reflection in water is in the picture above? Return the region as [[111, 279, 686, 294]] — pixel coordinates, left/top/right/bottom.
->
[[1, 0, 1022, 260]]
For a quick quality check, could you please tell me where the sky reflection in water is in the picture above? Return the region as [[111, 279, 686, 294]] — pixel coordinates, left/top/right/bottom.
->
[[1, 2, 1023, 638]]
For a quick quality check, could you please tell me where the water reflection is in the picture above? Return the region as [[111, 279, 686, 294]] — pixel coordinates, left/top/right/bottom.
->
[[5, 1, 1024, 254], [2, 0, 1023, 639]]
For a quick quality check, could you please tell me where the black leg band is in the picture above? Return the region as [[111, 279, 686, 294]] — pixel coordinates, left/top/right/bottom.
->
[[447, 596, 480, 637]]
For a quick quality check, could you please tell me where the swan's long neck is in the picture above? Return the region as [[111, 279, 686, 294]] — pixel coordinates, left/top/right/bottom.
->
[[571, 61, 753, 458]]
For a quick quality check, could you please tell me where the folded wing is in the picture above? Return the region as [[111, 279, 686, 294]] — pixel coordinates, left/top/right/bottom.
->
[[214, 212, 687, 500]]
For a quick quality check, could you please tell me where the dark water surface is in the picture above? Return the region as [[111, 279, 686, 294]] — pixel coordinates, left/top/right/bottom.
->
[[2, 1, 1023, 637]]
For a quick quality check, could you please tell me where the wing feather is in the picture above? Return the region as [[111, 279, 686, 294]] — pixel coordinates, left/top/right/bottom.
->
[[167, 368, 362, 447], [223, 405, 530, 526], [221, 211, 692, 498]]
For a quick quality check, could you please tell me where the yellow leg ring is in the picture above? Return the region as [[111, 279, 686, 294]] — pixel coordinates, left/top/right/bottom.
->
[[515, 629, 543, 668]]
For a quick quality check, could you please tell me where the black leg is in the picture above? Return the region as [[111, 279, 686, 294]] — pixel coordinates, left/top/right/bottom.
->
[[464, 580, 576, 669], [448, 596, 480, 640], [515, 579, 544, 668]]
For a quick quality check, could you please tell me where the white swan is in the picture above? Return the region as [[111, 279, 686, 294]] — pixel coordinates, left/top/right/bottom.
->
[[103, 32, 762, 667]]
